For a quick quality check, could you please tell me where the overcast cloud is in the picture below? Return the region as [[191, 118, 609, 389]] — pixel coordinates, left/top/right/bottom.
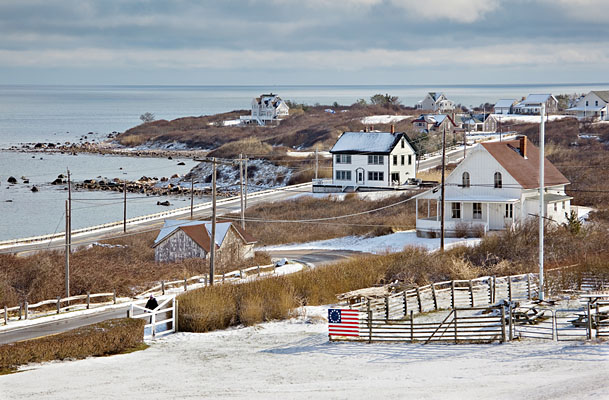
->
[[1, 0, 608, 85]]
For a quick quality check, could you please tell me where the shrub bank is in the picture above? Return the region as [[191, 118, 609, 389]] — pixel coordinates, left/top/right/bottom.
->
[[0, 318, 145, 372]]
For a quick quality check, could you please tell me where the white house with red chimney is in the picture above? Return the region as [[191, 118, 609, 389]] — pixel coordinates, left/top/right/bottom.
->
[[415, 136, 572, 237]]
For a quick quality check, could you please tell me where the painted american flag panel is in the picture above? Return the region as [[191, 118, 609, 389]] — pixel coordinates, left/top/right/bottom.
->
[[328, 309, 360, 337]]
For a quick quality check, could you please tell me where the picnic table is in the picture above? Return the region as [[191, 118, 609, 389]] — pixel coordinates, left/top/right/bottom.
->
[[569, 311, 609, 328], [512, 306, 548, 325]]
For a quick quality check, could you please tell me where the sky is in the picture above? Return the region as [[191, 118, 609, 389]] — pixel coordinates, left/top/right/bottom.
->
[[1, 0, 609, 85]]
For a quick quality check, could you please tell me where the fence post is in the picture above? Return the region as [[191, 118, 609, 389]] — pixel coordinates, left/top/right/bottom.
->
[[508, 303, 513, 341], [56, 296, 61, 314], [468, 280, 475, 307], [86, 292, 90, 309], [501, 306, 506, 342], [492, 276, 496, 304], [451, 281, 455, 309], [174, 298, 179, 333], [410, 310, 414, 343], [416, 287, 422, 313], [19, 303, 22, 320], [403, 291, 408, 317], [113, 290, 117, 304], [4, 305, 7, 325], [240, 269, 244, 279], [222, 273, 225, 283], [24, 302, 28, 320], [384, 296, 389, 321], [431, 284, 438, 310], [367, 299, 372, 344], [507, 276, 512, 302], [151, 311, 156, 338], [162, 280, 166, 295], [184, 278, 187, 292], [527, 274, 532, 300], [257, 265, 261, 276], [487, 278, 493, 305], [587, 302, 593, 340], [127, 304, 133, 318], [454, 309, 458, 344]]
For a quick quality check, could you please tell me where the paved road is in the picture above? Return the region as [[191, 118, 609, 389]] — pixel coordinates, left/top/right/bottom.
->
[[3, 183, 312, 256], [268, 249, 362, 266], [0, 306, 131, 345]]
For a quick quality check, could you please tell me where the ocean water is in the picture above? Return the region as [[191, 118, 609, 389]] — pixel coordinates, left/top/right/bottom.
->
[[1, 83, 609, 240]]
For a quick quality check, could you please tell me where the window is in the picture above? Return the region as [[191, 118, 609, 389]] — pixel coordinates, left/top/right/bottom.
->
[[586, 101, 589, 107], [408, 155, 412, 165], [335, 154, 351, 164], [462, 172, 470, 188], [401, 155, 405, 165], [393, 155, 398, 166], [473, 203, 482, 219], [562, 201, 565, 210], [505, 204, 513, 218], [451, 203, 461, 219], [368, 171, 384, 181], [391, 172, 400, 183], [335, 170, 351, 180], [554, 203, 558, 212], [368, 155, 383, 165], [494, 172, 502, 188], [596, 101, 599, 106], [401, 139, 405, 149]]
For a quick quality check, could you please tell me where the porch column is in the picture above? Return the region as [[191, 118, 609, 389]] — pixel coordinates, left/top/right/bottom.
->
[[427, 199, 430, 218], [512, 202, 516, 227], [461, 202, 464, 220], [486, 203, 490, 231]]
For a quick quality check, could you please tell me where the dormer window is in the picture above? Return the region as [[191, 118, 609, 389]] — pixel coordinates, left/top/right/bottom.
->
[[462, 172, 470, 188], [494, 172, 502, 188]]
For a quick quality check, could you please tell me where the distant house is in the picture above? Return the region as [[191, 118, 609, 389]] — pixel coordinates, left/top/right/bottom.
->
[[454, 113, 497, 133], [415, 136, 571, 237], [411, 114, 458, 134], [493, 99, 517, 115], [153, 220, 256, 263], [416, 92, 455, 113], [513, 94, 558, 115], [329, 130, 417, 188], [240, 93, 289, 126], [567, 91, 609, 121]]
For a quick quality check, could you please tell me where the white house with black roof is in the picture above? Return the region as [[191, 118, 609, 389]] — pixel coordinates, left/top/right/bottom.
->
[[324, 130, 417, 190]]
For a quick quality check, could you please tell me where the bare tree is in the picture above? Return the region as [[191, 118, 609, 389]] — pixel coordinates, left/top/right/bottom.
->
[[140, 112, 155, 123]]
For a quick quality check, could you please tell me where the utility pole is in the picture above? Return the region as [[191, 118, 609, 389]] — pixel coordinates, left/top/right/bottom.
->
[[440, 126, 446, 251], [190, 175, 195, 220], [67, 169, 71, 248], [244, 156, 248, 209], [315, 147, 319, 180], [239, 153, 245, 230], [123, 182, 127, 233], [464, 128, 468, 160], [539, 104, 546, 300], [65, 200, 70, 298], [209, 158, 217, 286]]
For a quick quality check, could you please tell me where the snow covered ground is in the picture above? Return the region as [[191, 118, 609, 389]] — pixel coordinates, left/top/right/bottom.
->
[[4, 306, 609, 400], [261, 230, 480, 254], [360, 115, 413, 124], [492, 114, 572, 123]]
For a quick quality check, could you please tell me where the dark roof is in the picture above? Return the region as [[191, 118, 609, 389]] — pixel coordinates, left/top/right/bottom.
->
[[330, 131, 417, 155], [481, 138, 569, 189], [180, 225, 214, 252], [153, 220, 256, 251], [592, 91, 609, 103]]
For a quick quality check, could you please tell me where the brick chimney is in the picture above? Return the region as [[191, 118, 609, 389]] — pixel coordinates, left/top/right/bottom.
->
[[519, 135, 527, 159], [390, 124, 395, 134]]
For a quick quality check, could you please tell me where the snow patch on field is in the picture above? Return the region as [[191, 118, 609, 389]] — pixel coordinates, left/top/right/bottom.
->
[[287, 191, 407, 202], [261, 230, 480, 254], [492, 114, 573, 123], [360, 115, 413, 124], [4, 305, 609, 400]]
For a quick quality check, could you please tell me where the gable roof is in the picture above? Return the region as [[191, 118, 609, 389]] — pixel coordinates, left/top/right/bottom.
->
[[520, 94, 556, 106], [480, 138, 569, 189], [591, 91, 609, 103], [494, 99, 517, 108], [153, 220, 256, 251], [330, 131, 415, 154]]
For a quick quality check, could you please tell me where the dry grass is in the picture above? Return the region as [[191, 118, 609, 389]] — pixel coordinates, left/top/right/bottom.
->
[[0, 318, 145, 372], [241, 192, 418, 245]]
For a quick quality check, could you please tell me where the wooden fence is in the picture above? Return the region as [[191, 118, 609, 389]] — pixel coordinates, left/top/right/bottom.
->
[[129, 296, 177, 340]]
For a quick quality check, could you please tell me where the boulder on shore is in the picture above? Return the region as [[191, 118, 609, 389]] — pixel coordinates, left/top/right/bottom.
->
[[157, 200, 171, 206], [31, 186, 38, 192], [7, 176, 17, 184]]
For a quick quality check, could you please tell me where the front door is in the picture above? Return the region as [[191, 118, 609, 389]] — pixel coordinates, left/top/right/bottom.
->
[[356, 168, 365, 185]]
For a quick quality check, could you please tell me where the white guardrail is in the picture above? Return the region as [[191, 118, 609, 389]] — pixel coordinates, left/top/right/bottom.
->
[[0, 182, 312, 249]]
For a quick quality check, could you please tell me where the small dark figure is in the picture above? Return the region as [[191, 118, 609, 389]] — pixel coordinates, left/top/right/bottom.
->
[[145, 295, 159, 310]]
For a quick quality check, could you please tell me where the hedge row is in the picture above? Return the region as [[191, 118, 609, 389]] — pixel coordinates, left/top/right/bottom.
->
[[0, 318, 145, 372]]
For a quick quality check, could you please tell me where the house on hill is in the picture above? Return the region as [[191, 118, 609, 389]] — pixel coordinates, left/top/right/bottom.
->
[[416, 92, 455, 113], [514, 94, 558, 115], [567, 91, 609, 121], [415, 136, 571, 237], [240, 93, 289, 126], [324, 129, 417, 190], [411, 114, 458, 134], [493, 99, 517, 115], [153, 220, 256, 263]]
